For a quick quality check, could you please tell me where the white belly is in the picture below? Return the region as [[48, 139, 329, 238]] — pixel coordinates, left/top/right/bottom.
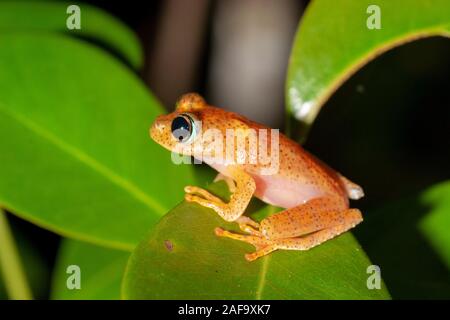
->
[[252, 174, 325, 209]]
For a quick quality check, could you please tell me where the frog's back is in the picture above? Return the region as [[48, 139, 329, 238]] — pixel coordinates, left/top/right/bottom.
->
[[245, 131, 363, 209], [199, 106, 363, 208]]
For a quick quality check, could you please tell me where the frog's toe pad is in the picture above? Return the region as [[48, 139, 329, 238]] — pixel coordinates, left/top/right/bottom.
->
[[214, 227, 225, 236], [184, 185, 224, 203], [245, 253, 257, 261]]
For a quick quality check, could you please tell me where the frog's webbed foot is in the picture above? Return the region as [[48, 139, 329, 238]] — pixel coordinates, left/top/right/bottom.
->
[[184, 185, 228, 214], [184, 186, 225, 203], [215, 227, 275, 261], [236, 216, 262, 236], [215, 227, 266, 250]]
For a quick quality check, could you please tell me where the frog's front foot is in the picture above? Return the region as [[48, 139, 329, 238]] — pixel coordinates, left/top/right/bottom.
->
[[184, 185, 247, 220], [184, 184, 250, 222], [184, 185, 228, 214], [184, 186, 225, 204]]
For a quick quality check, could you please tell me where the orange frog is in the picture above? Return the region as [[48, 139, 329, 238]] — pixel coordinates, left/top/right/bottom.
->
[[150, 93, 364, 261]]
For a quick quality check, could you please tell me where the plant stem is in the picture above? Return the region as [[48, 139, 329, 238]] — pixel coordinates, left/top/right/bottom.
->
[[0, 209, 32, 300]]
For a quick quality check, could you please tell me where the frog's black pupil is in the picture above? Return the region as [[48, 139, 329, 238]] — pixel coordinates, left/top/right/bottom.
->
[[171, 116, 192, 142]]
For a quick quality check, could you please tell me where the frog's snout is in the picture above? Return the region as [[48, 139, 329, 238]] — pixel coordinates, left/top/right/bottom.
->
[[149, 120, 158, 141], [149, 119, 165, 142], [149, 114, 173, 148]]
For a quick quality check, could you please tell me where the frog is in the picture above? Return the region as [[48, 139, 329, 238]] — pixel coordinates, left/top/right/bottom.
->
[[150, 93, 364, 261]]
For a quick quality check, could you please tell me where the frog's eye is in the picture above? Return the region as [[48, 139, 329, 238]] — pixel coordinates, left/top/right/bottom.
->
[[171, 113, 196, 143]]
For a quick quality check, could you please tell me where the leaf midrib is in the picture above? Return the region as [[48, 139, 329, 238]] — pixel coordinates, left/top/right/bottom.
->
[[255, 205, 278, 299], [0, 102, 166, 215]]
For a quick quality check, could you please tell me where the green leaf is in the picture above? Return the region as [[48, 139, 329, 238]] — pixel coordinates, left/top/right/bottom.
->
[[286, 0, 450, 140], [420, 181, 450, 268], [122, 182, 390, 299], [51, 239, 129, 300], [0, 1, 142, 68], [355, 180, 450, 299], [0, 33, 193, 250]]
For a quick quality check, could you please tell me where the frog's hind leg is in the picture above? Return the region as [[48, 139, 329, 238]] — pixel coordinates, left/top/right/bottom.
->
[[245, 208, 362, 261], [259, 197, 357, 239], [216, 197, 363, 261]]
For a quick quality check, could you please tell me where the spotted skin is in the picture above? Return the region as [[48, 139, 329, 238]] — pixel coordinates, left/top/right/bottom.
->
[[150, 93, 364, 261]]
